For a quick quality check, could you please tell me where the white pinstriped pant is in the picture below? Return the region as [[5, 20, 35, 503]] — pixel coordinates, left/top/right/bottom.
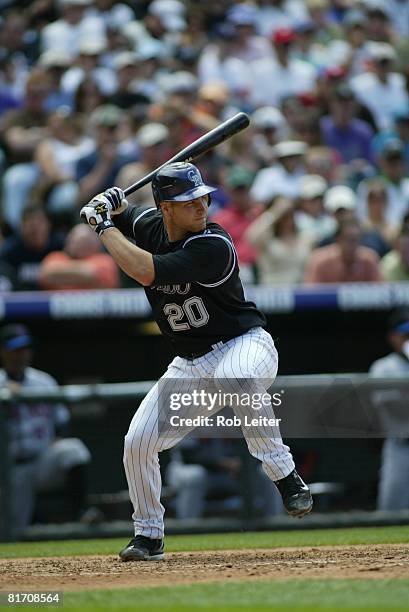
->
[[123, 327, 295, 538]]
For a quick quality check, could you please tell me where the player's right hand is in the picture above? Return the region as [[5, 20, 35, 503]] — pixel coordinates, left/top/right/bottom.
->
[[100, 187, 129, 216]]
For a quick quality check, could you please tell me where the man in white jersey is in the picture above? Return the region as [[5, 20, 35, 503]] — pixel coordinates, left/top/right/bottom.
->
[[369, 309, 409, 511], [0, 324, 91, 537], [80, 162, 313, 561]]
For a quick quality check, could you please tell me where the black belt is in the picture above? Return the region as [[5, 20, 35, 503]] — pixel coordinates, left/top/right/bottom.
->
[[180, 335, 239, 361]]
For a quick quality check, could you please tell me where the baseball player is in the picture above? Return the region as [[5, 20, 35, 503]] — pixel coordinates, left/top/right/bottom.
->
[[80, 162, 313, 561], [0, 324, 91, 538]]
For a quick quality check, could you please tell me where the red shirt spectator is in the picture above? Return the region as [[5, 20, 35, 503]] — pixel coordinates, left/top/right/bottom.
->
[[38, 224, 119, 290], [212, 167, 262, 267], [305, 217, 382, 283]]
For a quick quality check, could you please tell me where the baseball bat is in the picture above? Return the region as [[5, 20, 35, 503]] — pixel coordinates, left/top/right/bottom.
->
[[123, 112, 250, 197]]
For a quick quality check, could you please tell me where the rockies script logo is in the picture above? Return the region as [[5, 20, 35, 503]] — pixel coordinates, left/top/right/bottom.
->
[[187, 170, 201, 186], [152, 283, 191, 294]]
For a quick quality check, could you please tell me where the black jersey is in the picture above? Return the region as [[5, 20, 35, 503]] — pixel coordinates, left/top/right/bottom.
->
[[114, 205, 266, 357]]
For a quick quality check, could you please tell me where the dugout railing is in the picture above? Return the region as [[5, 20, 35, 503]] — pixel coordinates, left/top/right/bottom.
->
[[1, 374, 409, 542]]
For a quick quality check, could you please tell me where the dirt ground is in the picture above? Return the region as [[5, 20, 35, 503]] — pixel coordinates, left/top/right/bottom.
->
[[1, 544, 408, 592]]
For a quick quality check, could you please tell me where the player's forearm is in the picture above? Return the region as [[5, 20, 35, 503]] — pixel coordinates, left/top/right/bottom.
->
[[101, 228, 155, 286]]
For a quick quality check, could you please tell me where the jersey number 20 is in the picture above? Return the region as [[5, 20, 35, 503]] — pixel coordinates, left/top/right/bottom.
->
[[164, 297, 209, 331]]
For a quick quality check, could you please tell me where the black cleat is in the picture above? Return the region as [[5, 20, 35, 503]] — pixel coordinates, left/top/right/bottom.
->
[[119, 535, 165, 561], [275, 469, 313, 518]]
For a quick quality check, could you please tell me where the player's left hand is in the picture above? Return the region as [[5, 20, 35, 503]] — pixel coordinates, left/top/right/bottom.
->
[[80, 197, 115, 236]]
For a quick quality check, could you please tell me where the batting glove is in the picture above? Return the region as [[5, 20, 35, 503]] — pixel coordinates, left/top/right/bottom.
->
[[101, 187, 128, 216], [80, 197, 115, 236]]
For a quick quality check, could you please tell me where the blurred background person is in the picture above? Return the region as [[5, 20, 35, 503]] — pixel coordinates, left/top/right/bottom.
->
[[0, 205, 64, 291], [0, 70, 51, 232], [250, 140, 307, 204], [381, 220, 409, 282], [356, 139, 409, 227], [251, 105, 288, 168], [166, 437, 283, 520], [38, 223, 119, 290], [116, 122, 170, 208], [369, 309, 409, 511], [0, 324, 92, 538], [295, 173, 334, 243], [304, 216, 382, 283], [211, 166, 261, 283], [350, 42, 409, 132], [75, 103, 134, 204], [246, 196, 313, 284]]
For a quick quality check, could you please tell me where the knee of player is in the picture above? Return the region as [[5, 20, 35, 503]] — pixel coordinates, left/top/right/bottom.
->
[[123, 429, 159, 458], [213, 367, 257, 392]]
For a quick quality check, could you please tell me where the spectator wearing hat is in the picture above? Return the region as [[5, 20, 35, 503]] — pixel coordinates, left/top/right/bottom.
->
[[318, 184, 391, 257], [108, 52, 151, 110], [372, 106, 409, 174], [380, 221, 409, 282], [37, 50, 74, 112], [0, 323, 92, 538], [60, 38, 116, 98], [356, 139, 409, 226], [38, 223, 119, 290], [76, 104, 135, 204], [194, 82, 232, 128], [320, 84, 375, 165], [250, 140, 307, 204], [342, 9, 370, 77], [251, 106, 288, 167], [305, 0, 334, 44], [250, 27, 317, 108], [361, 178, 399, 247], [304, 216, 382, 283], [292, 19, 329, 69], [0, 205, 65, 291], [350, 42, 409, 131], [211, 166, 262, 283], [246, 195, 313, 284], [223, 3, 272, 63], [116, 122, 171, 207], [369, 308, 409, 511], [296, 174, 335, 242]]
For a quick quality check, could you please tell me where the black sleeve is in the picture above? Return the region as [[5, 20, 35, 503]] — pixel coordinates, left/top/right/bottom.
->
[[153, 236, 234, 285], [113, 205, 156, 242]]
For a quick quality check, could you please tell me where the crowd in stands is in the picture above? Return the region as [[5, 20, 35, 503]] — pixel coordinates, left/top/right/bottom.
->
[[1, 0, 409, 290]]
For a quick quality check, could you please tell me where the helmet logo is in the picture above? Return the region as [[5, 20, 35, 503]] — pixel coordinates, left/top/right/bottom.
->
[[187, 169, 201, 186]]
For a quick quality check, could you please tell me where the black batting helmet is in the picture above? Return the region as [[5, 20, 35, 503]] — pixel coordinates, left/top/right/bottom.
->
[[152, 162, 217, 208]]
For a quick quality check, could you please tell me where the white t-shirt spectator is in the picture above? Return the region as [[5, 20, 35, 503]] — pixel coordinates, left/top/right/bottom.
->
[[250, 57, 317, 107], [198, 47, 253, 99], [41, 16, 105, 55], [255, 1, 309, 37], [250, 164, 306, 203], [350, 72, 409, 131], [357, 177, 409, 225]]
